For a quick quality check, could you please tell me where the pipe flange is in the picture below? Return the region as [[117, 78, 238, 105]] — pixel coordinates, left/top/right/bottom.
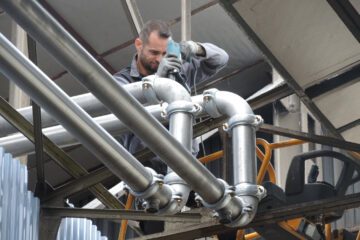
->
[[142, 75, 161, 104], [225, 114, 263, 132], [224, 198, 255, 227], [203, 89, 222, 118], [235, 183, 266, 201], [161, 100, 202, 119], [156, 192, 183, 215], [128, 168, 164, 199], [194, 179, 235, 211]]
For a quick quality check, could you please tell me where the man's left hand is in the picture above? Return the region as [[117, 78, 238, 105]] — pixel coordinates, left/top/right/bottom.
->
[[180, 41, 205, 61]]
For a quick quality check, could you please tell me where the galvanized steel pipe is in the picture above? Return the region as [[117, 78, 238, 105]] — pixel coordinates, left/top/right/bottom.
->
[[0, 34, 175, 210], [202, 89, 265, 226], [142, 76, 196, 211], [0, 105, 161, 157], [0, 82, 146, 137], [0, 0, 224, 204], [0, 96, 205, 157]]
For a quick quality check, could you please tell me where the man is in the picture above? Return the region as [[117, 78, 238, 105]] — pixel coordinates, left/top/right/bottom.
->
[[113, 19, 229, 175]]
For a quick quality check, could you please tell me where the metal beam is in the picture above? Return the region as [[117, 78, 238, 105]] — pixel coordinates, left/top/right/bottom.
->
[[121, 0, 143, 36], [327, 0, 360, 43], [129, 192, 360, 239], [27, 34, 46, 185], [259, 123, 360, 153], [196, 60, 265, 92], [337, 118, 360, 133], [42, 147, 154, 202], [41, 207, 206, 223], [0, 96, 124, 209], [181, 0, 191, 41]]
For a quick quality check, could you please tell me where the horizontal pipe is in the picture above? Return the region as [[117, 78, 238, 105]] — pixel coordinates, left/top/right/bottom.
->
[[0, 82, 146, 137], [0, 105, 162, 157], [0, 96, 205, 157], [0, 0, 224, 204], [0, 33, 153, 194]]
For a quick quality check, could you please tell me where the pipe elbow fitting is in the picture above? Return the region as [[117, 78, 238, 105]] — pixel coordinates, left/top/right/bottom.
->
[[225, 196, 259, 227], [163, 172, 191, 212], [203, 88, 253, 117], [142, 75, 191, 104], [125, 168, 173, 213], [225, 184, 266, 227]]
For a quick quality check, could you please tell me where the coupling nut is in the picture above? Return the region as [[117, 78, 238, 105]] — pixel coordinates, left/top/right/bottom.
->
[[161, 100, 201, 119], [142, 75, 161, 104], [126, 168, 164, 199], [202, 89, 222, 118], [225, 114, 263, 132], [235, 183, 266, 201]]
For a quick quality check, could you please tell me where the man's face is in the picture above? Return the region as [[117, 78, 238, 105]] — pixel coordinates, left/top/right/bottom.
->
[[137, 31, 169, 75]]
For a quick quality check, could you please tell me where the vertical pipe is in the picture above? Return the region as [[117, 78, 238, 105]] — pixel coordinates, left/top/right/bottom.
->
[[232, 125, 257, 184], [169, 112, 193, 151], [181, 0, 191, 41]]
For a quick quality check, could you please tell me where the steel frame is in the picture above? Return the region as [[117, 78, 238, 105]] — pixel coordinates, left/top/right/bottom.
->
[[127, 192, 360, 240], [0, 1, 359, 239]]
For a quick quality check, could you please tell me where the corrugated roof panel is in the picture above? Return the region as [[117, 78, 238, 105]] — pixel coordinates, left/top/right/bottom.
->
[[57, 218, 108, 240], [0, 148, 40, 240]]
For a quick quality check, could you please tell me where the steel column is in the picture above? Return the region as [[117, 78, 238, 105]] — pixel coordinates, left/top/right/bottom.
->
[[181, 0, 191, 41]]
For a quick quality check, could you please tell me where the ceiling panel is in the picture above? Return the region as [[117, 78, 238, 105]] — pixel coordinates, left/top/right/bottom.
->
[[342, 125, 360, 144], [313, 78, 360, 129], [136, 0, 214, 23], [104, 44, 137, 72], [54, 72, 88, 97], [36, 43, 66, 78], [233, 0, 360, 88], [46, 0, 133, 54]]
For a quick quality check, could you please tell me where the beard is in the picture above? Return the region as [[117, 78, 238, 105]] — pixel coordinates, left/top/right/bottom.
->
[[139, 50, 158, 74]]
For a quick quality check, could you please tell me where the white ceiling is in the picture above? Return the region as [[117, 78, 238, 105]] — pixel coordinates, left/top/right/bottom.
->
[[232, 0, 360, 144]]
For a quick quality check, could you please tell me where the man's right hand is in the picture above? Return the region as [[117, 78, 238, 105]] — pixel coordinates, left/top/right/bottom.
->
[[156, 53, 182, 77]]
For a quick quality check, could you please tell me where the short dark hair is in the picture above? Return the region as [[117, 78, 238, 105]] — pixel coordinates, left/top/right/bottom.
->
[[139, 20, 172, 45]]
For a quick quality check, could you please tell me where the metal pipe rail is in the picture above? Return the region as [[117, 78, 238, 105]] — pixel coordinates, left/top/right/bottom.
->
[[0, 83, 146, 137], [199, 89, 265, 226], [0, 95, 205, 157], [0, 0, 225, 205], [0, 34, 173, 212]]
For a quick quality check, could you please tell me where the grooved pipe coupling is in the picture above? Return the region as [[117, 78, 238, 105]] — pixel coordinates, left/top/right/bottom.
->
[[161, 100, 201, 119], [124, 168, 184, 214], [142, 76, 160, 104], [194, 179, 239, 223], [224, 114, 263, 132], [127, 168, 164, 199], [203, 89, 223, 118], [235, 183, 266, 201]]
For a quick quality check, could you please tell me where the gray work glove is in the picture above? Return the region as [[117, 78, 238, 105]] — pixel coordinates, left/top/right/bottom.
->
[[156, 52, 182, 77], [180, 41, 205, 61]]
